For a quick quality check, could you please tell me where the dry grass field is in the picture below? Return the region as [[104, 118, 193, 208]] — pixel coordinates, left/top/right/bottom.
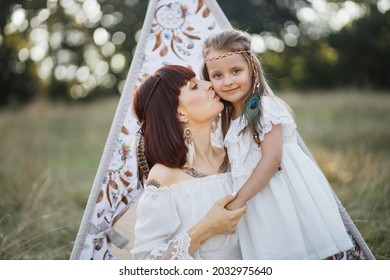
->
[[0, 91, 389, 259]]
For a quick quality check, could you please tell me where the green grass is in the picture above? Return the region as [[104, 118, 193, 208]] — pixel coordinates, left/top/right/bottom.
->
[[282, 91, 390, 259], [0, 92, 389, 259], [0, 98, 117, 259]]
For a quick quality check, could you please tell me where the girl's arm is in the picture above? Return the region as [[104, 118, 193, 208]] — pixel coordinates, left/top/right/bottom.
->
[[225, 124, 283, 210]]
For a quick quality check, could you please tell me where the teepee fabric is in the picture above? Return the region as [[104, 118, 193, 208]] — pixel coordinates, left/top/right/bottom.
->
[[70, 0, 374, 260]]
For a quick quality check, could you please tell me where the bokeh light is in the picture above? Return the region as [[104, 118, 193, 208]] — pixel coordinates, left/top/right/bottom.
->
[[377, 0, 390, 13], [93, 27, 110, 46], [251, 34, 266, 53], [111, 54, 126, 73], [0, 0, 381, 103], [112, 31, 126, 45], [18, 48, 29, 62]]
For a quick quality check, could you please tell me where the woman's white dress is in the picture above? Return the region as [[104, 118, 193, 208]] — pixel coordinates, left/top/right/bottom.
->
[[224, 95, 353, 259], [130, 172, 241, 260]]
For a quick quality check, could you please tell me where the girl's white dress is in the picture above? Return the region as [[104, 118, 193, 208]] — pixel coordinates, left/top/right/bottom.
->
[[130, 173, 241, 260], [224, 95, 353, 259]]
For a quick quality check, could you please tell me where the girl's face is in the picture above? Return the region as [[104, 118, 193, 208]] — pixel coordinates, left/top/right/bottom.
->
[[178, 78, 224, 125], [205, 49, 252, 109]]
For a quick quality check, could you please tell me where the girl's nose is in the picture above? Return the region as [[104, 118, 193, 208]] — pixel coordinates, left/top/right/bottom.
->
[[224, 75, 233, 86]]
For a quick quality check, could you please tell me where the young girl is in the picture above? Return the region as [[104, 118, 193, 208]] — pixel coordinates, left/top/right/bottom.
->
[[201, 29, 355, 259]]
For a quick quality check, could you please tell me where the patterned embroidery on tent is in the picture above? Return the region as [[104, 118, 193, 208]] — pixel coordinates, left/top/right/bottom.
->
[[151, 1, 212, 60]]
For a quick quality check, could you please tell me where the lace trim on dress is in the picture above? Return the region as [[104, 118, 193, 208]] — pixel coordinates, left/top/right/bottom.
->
[[132, 232, 193, 260], [258, 95, 296, 142], [181, 154, 230, 178], [258, 114, 296, 142]]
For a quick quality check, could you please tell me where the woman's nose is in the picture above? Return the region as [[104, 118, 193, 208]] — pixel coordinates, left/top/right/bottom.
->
[[204, 80, 213, 89]]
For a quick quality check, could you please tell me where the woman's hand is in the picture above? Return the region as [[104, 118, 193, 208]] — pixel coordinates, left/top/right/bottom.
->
[[224, 195, 246, 211], [204, 193, 247, 235], [186, 194, 246, 255]]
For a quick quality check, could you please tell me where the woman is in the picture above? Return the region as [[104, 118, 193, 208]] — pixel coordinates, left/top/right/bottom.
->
[[130, 65, 247, 260]]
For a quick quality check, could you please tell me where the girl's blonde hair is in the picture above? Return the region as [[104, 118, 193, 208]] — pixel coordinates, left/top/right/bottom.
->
[[201, 29, 270, 139]]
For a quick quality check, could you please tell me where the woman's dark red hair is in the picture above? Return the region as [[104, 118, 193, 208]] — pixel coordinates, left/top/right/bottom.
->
[[133, 65, 195, 171]]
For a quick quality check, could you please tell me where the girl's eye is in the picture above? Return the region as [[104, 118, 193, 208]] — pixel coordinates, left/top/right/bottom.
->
[[212, 73, 222, 80], [233, 69, 241, 74], [191, 83, 199, 90]]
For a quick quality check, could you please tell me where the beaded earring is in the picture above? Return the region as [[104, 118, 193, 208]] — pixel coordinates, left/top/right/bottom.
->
[[183, 127, 195, 165]]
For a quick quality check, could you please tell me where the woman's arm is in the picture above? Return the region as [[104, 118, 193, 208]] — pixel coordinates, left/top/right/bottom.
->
[[226, 124, 283, 210], [187, 193, 246, 255], [132, 193, 247, 260]]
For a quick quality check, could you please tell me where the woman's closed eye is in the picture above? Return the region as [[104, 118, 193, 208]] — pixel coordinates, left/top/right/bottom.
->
[[191, 83, 199, 90]]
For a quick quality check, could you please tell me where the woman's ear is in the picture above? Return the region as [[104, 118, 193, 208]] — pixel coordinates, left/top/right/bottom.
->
[[177, 110, 188, 123]]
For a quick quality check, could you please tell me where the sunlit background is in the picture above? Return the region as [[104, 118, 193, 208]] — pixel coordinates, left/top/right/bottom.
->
[[1, 0, 389, 105]]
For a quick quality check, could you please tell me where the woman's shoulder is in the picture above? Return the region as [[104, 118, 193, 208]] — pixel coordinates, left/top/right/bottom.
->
[[147, 163, 186, 188]]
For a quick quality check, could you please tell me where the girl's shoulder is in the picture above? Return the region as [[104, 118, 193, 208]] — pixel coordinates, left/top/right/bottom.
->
[[261, 95, 293, 117], [261, 94, 283, 108]]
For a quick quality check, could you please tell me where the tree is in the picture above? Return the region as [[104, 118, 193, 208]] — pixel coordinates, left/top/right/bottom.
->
[[1, 0, 389, 107], [0, 0, 43, 106], [0, 0, 148, 106], [328, 4, 390, 89]]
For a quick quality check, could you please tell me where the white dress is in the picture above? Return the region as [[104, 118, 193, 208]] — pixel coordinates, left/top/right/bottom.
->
[[224, 95, 353, 259], [130, 172, 242, 260]]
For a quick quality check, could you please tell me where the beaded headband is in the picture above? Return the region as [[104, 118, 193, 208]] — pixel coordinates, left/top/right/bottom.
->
[[204, 50, 250, 62], [204, 49, 260, 88]]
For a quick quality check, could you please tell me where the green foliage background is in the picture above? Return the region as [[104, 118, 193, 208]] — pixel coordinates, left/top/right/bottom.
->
[[1, 0, 389, 107]]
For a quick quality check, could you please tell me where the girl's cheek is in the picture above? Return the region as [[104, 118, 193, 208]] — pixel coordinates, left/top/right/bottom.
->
[[211, 82, 222, 93]]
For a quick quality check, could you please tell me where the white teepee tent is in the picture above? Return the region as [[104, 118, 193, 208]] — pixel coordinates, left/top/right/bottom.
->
[[70, 0, 374, 260]]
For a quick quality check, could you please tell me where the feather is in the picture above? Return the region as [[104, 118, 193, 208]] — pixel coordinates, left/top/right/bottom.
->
[[96, 190, 103, 203], [202, 7, 210, 18], [244, 87, 261, 118], [152, 31, 162, 51], [159, 45, 168, 56], [121, 126, 129, 135], [243, 87, 261, 138], [119, 175, 130, 186], [196, 0, 204, 14], [182, 31, 200, 40], [170, 31, 184, 60], [136, 131, 149, 179]]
